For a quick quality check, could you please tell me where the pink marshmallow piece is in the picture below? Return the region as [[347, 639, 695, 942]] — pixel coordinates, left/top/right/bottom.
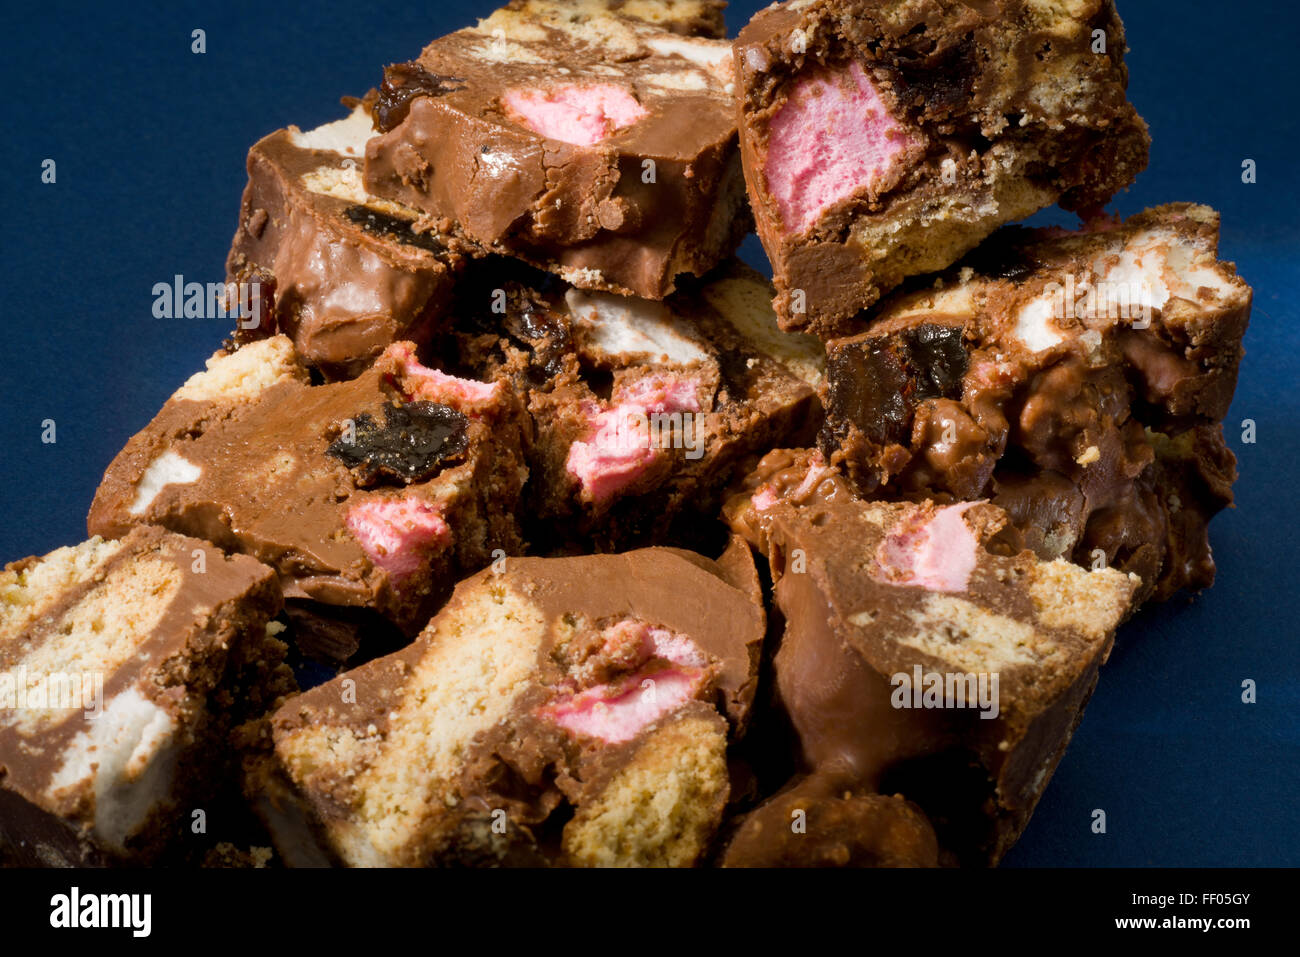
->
[[565, 375, 702, 504], [565, 406, 661, 503], [648, 626, 708, 668], [872, 502, 980, 593], [502, 83, 648, 147], [539, 667, 706, 744], [381, 342, 502, 411], [406, 365, 501, 406], [612, 374, 702, 414], [765, 61, 920, 234], [540, 619, 709, 743], [345, 495, 452, 582]]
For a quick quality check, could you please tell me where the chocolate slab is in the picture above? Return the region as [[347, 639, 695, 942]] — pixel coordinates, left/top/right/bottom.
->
[[250, 544, 765, 867], [818, 203, 1250, 603], [227, 105, 471, 379], [734, 0, 1150, 335], [363, 5, 748, 299], [87, 336, 529, 641], [0, 526, 288, 865], [724, 450, 1139, 864]]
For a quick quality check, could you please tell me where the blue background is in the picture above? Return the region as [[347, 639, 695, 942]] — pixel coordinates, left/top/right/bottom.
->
[[1, 1, 1295, 866]]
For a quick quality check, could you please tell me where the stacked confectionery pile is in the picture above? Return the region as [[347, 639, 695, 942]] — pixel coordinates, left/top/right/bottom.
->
[[0, 0, 1251, 867]]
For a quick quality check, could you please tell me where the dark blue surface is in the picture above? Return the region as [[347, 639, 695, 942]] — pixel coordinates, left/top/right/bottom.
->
[[2, 1, 1296, 866]]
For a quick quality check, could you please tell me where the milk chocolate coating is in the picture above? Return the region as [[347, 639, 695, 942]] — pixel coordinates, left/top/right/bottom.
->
[[363, 13, 748, 299], [228, 116, 468, 378], [724, 450, 1137, 863], [734, 0, 1151, 335]]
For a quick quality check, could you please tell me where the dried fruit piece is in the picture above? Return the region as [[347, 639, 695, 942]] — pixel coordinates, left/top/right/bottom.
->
[[327, 400, 469, 485], [373, 62, 465, 133]]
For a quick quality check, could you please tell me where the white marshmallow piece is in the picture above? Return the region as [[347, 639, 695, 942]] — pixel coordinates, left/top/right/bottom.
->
[[129, 451, 201, 515], [564, 288, 708, 365]]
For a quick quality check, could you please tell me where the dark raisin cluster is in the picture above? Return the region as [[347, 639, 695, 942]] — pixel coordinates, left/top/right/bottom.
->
[[327, 401, 469, 485]]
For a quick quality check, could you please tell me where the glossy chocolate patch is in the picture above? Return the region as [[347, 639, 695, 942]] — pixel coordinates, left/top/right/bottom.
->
[[903, 324, 969, 398]]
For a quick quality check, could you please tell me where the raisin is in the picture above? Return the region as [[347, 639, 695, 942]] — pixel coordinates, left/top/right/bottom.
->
[[327, 401, 469, 485], [824, 339, 914, 448], [904, 324, 969, 399], [821, 323, 968, 449], [507, 297, 572, 380], [344, 205, 445, 254], [373, 62, 465, 133]]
